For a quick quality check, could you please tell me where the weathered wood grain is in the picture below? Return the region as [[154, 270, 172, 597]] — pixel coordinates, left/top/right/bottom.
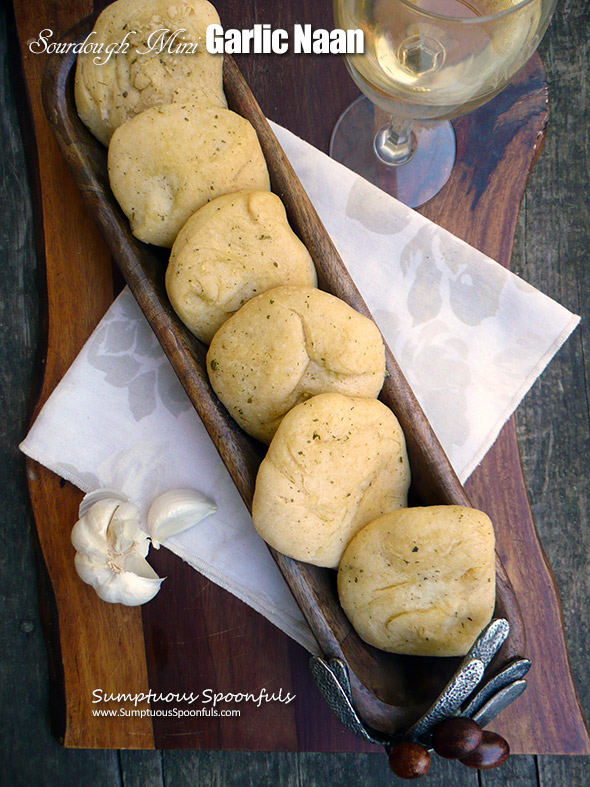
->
[[163, 752, 309, 787], [537, 755, 590, 787], [294, 753, 477, 786], [479, 754, 538, 785], [511, 0, 590, 734], [11, 0, 153, 750], [119, 750, 163, 787], [159, 751, 479, 787]]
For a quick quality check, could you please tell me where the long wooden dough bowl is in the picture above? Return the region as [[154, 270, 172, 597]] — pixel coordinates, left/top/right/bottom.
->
[[41, 15, 524, 736]]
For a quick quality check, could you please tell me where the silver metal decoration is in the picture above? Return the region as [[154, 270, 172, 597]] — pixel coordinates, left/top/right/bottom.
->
[[466, 618, 510, 667], [309, 656, 392, 746], [309, 618, 528, 752], [462, 658, 531, 718], [472, 679, 528, 728], [408, 618, 515, 740], [407, 658, 485, 739]]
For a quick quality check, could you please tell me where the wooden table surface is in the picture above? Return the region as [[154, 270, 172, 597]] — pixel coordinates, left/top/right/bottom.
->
[[2, 0, 589, 784]]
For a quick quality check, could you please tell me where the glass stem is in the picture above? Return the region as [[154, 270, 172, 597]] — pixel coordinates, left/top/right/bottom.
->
[[374, 116, 416, 166]]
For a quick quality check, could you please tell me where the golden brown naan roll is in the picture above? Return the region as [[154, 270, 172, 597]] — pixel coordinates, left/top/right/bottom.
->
[[108, 103, 270, 246], [338, 506, 496, 657], [206, 286, 386, 443], [75, 0, 227, 146], [166, 191, 317, 343], [252, 393, 410, 568]]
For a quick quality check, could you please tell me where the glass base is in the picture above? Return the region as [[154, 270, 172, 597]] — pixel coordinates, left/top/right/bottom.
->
[[329, 96, 456, 209]]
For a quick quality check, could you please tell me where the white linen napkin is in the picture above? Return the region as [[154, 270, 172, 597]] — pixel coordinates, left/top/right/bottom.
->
[[20, 123, 579, 652]]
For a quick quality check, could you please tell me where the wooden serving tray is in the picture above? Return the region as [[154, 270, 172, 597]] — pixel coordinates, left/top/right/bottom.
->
[[13, 0, 590, 753], [43, 14, 523, 737]]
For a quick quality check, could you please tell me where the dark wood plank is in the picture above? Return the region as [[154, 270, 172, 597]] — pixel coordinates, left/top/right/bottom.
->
[[480, 754, 538, 785], [161, 751, 480, 787], [11, 0, 154, 749], [537, 756, 590, 787], [163, 752, 305, 786], [296, 753, 478, 786], [119, 751, 163, 787], [511, 0, 590, 738]]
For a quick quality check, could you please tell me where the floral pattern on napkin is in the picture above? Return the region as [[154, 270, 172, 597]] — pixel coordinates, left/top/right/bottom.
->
[[87, 309, 191, 421], [270, 122, 579, 477]]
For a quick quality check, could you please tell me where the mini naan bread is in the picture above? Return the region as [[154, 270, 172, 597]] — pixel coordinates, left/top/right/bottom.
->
[[206, 287, 386, 442], [75, 0, 226, 146], [252, 393, 410, 568], [108, 103, 270, 246], [166, 191, 317, 343], [338, 506, 496, 657]]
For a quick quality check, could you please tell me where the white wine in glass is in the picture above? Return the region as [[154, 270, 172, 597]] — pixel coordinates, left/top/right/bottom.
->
[[332, 0, 557, 206]]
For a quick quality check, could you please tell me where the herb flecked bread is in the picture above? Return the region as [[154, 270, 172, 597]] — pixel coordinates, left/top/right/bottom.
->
[[337, 506, 496, 656], [75, 0, 226, 146], [166, 191, 317, 343], [108, 102, 270, 246], [251, 393, 411, 568], [206, 286, 386, 443]]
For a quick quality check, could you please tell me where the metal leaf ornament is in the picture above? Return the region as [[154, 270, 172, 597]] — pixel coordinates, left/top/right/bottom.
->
[[310, 619, 529, 778]]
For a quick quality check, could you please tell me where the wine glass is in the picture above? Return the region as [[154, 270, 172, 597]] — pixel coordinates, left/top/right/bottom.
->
[[331, 0, 557, 207]]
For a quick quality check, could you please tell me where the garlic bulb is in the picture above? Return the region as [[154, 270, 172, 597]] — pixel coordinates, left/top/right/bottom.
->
[[78, 488, 129, 519], [71, 498, 162, 606], [147, 488, 217, 548]]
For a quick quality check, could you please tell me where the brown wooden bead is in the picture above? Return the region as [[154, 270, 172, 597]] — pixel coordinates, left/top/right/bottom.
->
[[432, 717, 483, 759], [388, 742, 431, 780], [459, 730, 510, 769]]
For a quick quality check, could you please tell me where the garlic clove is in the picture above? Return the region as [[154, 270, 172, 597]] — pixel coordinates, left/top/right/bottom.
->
[[74, 551, 163, 606], [123, 552, 161, 580], [79, 488, 129, 519], [147, 488, 217, 548], [74, 551, 110, 588], [98, 570, 162, 606], [107, 503, 149, 558], [71, 498, 123, 557]]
